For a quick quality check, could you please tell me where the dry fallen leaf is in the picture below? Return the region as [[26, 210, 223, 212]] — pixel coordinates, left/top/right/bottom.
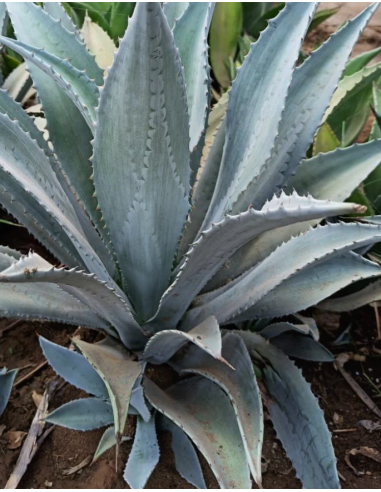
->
[[32, 391, 43, 408], [358, 420, 381, 433], [44, 480, 53, 488], [62, 455, 92, 476], [345, 446, 381, 475], [4, 430, 27, 450]]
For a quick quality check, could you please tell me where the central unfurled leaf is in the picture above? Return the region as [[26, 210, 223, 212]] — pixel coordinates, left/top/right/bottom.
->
[[92, 2, 190, 321]]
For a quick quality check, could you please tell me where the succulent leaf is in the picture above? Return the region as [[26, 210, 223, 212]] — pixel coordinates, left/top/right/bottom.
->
[[319, 277, 381, 312], [238, 3, 379, 210], [250, 337, 340, 489], [159, 415, 206, 489], [124, 415, 160, 489], [344, 46, 381, 78], [74, 338, 142, 437], [0, 367, 17, 417], [92, 2, 191, 321], [183, 222, 381, 328], [174, 333, 263, 486], [142, 316, 230, 367], [173, 3, 215, 151], [145, 376, 252, 489], [93, 426, 116, 462], [0, 252, 145, 348], [43, 2, 79, 34], [152, 193, 365, 330], [204, 3, 317, 226], [163, 2, 189, 30], [46, 397, 114, 431], [80, 13, 116, 71], [268, 332, 334, 362], [39, 336, 108, 399], [1, 36, 99, 128], [233, 252, 381, 320]]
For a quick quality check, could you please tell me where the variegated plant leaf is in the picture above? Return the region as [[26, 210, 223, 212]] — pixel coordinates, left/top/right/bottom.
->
[[344, 46, 381, 78], [80, 13, 116, 71], [39, 336, 108, 399], [74, 338, 142, 437], [124, 415, 160, 489], [174, 333, 263, 486], [92, 2, 190, 321], [46, 398, 113, 431], [145, 376, 252, 489]]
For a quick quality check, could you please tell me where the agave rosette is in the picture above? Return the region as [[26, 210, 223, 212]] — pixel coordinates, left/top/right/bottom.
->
[[1, 1, 381, 488]]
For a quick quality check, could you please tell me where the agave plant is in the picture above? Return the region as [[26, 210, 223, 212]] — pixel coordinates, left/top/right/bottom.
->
[[2, 1, 381, 488], [0, 367, 17, 418]]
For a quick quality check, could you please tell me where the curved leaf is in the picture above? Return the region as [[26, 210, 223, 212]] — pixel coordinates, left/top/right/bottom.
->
[[163, 2, 189, 30], [143, 316, 231, 367], [145, 376, 251, 489], [92, 2, 190, 321], [237, 3, 379, 211], [80, 13, 116, 71], [319, 277, 381, 312], [43, 2, 79, 34], [183, 222, 381, 329], [174, 333, 263, 486], [251, 338, 340, 489], [269, 332, 334, 362], [344, 46, 381, 78], [233, 252, 381, 320], [124, 415, 160, 489], [46, 398, 113, 431], [152, 193, 364, 330]]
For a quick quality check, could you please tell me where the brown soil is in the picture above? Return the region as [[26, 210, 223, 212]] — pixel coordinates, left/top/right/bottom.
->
[[2, 3, 381, 489]]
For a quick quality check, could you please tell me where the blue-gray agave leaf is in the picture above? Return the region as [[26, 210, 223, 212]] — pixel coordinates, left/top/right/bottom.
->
[[46, 398, 114, 431], [159, 415, 206, 489], [268, 332, 334, 362], [39, 336, 108, 399], [145, 376, 251, 489], [43, 2, 79, 35], [174, 333, 263, 487], [92, 2, 191, 321], [204, 2, 317, 227], [319, 277, 381, 312], [173, 3, 215, 152], [163, 2, 189, 30], [124, 415, 160, 489], [238, 3, 379, 211], [152, 194, 364, 330], [0, 367, 17, 417]]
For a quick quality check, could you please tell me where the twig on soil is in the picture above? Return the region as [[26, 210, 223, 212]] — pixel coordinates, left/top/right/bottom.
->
[[62, 455, 92, 476], [332, 428, 357, 433], [14, 360, 48, 388], [5, 378, 60, 489], [0, 319, 23, 337], [372, 302, 381, 340], [335, 353, 381, 419]]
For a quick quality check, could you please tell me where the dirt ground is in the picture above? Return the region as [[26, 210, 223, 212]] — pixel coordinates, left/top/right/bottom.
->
[[1, 3, 381, 489]]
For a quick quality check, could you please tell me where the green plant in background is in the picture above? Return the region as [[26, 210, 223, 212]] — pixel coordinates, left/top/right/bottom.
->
[[2, 1, 381, 488], [209, 2, 340, 90]]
